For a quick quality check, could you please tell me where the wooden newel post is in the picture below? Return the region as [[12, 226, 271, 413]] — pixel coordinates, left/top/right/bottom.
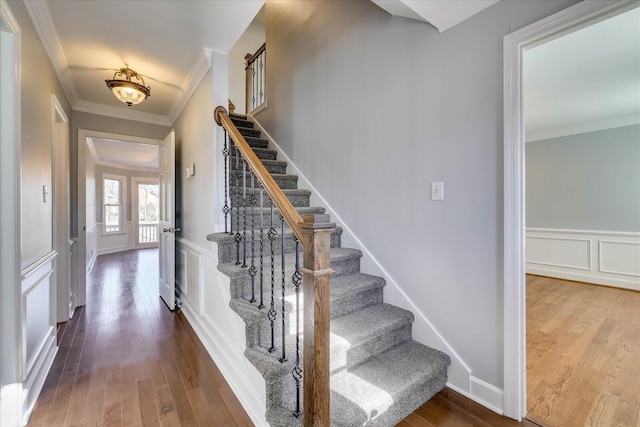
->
[[301, 213, 335, 426]]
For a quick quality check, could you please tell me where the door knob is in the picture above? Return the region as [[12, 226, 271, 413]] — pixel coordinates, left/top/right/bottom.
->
[[163, 227, 181, 233]]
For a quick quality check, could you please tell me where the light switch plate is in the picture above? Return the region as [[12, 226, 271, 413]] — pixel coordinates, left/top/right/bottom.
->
[[431, 181, 444, 201]]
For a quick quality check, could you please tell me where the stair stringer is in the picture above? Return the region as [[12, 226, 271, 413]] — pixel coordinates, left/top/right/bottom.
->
[[249, 114, 504, 414], [175, 238, 269, 426]]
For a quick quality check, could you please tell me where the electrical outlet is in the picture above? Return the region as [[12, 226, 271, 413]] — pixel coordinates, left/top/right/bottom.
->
[[431, 181, 444, 201]]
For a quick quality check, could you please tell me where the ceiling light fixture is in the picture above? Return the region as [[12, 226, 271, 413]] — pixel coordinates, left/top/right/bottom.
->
[[105, 67, 151, 106]]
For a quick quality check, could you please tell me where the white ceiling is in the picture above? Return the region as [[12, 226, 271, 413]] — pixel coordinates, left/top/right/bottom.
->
[[88, 138, 159, 171], [524, 6, 640, 142], [25, 0, 264, 126], [371, 0, 499, 32]]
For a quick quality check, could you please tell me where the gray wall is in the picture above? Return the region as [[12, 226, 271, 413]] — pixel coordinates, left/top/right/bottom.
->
[[259, 0, 579, 387], [12, 0, 72, 269], [71, 111, 169, 237], [173, 69, 215, 249], [229, 13, 265, 114], [527, 125, 640, 232]]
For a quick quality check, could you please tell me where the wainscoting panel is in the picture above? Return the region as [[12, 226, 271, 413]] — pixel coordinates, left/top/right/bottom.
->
[[175, 238, 267, 426], [86, 223, 98, 275], [526, 228, 640, 291], [20, 253, 58, 423]]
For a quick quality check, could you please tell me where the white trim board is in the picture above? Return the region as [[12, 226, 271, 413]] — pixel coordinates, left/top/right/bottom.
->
[[0, 3, 23, 425], [502, 0, 640, 420], [248, 116, 502, 412], [526, 228, 640, 291]]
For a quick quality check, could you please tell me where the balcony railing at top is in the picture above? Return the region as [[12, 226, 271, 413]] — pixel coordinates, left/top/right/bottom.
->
[[138, 222, 158, 244], [214, 106, 334, 425], [245, 43, 266, 113]]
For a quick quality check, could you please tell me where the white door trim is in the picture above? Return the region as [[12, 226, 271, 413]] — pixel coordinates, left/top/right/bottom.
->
[[0, 1, 22, 424], [502, 0, 639, 419], [77, 129, 161, 307]]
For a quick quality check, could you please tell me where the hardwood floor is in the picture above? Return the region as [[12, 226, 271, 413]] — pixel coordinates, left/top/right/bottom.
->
[[31, 250, 609, 426], [526, 275, 640, 427], [28, 249, 252, 427]]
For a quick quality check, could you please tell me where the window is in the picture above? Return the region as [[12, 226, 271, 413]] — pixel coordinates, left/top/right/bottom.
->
[[103, 175, 125, 233]]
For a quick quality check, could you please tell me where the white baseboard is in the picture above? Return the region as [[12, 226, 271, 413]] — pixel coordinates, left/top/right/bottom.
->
[[97, 244, 132, 256], [526, 228, 640, 291], [22, 330, 57, 425], [447, 376, 504, 415], [250, 117, 496, 411]]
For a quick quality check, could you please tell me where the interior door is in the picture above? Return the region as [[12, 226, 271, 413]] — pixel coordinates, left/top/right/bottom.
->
[[159, 131, 176, 310]]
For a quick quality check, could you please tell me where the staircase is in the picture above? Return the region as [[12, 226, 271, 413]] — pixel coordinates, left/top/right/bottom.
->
[[208, 113, 450, 426]]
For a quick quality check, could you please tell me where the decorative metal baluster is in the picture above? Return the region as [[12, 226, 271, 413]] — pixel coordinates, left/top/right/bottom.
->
[[222, 129, 230, 233], [233, 142, 242, 265], [259, 187, 265, 309], [252, 65, 256, 111], [259, 54, 264, 105], [267, 201, 277, 353], [292, 238, 302, 418], [249, 172, 257, 303], [279, 218, 287, 363], [242, 159, 248, 268]]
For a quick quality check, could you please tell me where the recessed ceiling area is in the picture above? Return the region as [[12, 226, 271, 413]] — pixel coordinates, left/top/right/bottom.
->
[[524, 6, 640, 142], [87, 138, 159, 171]]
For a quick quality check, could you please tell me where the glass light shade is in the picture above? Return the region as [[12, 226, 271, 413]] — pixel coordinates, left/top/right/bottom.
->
[[110, 82, 148, 106]]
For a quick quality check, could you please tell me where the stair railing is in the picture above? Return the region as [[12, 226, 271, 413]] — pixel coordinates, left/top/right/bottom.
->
[[214, 106, 334, 425], [245, 43, 266, 113]]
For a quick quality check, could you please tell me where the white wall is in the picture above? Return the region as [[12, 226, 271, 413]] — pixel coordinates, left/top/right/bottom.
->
[[85, 153, 97, 275], [258, 0, 579, 392], [228, 10, 265, 114]]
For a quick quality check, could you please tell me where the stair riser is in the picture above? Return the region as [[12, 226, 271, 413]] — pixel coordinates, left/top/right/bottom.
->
[[331, 287, 383, 319], [231, 161, 286, 175], [217, 231, 341, 265], [230, 174, 297, 188], [231, 118, 254, 128], [227, 188, 308, 206], [227, 208, 322, 230], [331, 323, 412, 373], [238, 127, 262, 138]]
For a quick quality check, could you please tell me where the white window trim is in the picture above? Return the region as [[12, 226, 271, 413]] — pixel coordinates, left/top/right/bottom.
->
[[132, 177, 160, 248], [102, 173, 126, 235]]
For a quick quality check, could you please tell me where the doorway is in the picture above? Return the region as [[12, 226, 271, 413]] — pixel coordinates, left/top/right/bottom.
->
[[77, 129, 161, 308], [133, 178, 160, 248], [503, 0, 640, 421]]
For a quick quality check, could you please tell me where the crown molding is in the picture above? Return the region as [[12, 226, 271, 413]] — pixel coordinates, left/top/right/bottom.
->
[[87, 137, 159, 172], [85, 137, 99, 163], [74, 100, 171, 126], [526, 113, 640, 142], [24, 0, 78, 105], [1, 0, 20, 32], [167, 48, 213, 125]]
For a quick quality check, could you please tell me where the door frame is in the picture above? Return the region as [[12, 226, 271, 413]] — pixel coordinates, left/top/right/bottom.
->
[[132, 177, 160, 249], [51, 94, 71, 322], [0, 1, 22, 423], [77, 129, 161, 307], [502, 0, 639, 419]]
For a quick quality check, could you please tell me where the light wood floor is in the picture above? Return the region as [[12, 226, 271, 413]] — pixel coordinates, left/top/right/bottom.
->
[[526, 275, 640, 427]]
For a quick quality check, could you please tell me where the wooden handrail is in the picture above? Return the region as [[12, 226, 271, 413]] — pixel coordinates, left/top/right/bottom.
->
[[245, 42, 266, 69], [214, 106, 305, 243]]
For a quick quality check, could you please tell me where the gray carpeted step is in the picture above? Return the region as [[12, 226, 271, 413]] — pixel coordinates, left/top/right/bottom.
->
[[238, 126, 261, 138], [230, 187, 309, 206], [231, 117, 254, 128], [243, 136, 269, 149], [330, 303, 413, 372], [227, 205, 324, 230], [231, 158, 289, 177], [245, 147, 278, 161], [229, 112, 247, 120], [230, 173, 298, 190], [208, 226, 342, 265], [329, 340, 450, 427]]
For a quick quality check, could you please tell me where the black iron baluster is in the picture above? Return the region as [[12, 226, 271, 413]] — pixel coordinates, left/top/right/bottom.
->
[[259, 187, 265, 309], [242, 159, 247, 268], [222, 129, 230, 234], [252, 65, 256, 110], [233, 141, 242, 265], [279, 218, 287, 363], [267, 201, 277, 353], [292, 238, 302, 418], [249, 172, 257, 303], [259, 54, 264, 105]]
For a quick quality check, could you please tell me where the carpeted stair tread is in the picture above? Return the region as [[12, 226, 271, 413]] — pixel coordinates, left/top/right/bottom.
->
[[330, 340, 450, 426], [229, 112, 247, 120], [218, 247, 362, 279], [238, 126, 261, 138], [207, 225, 341, 245], [231, 117, 254, 128], [248, 147, 278, 160]]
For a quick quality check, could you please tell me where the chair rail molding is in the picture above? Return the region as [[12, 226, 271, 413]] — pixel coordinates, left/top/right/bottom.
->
[[502, 0, 639, 419]]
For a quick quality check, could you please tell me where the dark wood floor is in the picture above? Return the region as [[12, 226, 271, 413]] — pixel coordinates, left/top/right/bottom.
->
[[28, 248, 539, 426], [526, 275, 640, 427]]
